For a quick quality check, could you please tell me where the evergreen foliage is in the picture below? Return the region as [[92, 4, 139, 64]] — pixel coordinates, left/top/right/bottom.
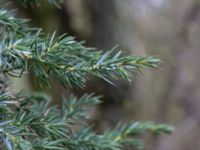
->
[[0, 1, 174, 150]]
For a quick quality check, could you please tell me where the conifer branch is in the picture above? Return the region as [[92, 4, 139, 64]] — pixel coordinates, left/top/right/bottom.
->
[[0, 92, 174, 150], [0, 10, 160, 87]]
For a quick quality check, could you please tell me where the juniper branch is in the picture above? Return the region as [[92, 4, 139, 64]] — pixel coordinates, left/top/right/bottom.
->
[[0, 91, 174, 150], [0, 28, 160, 87]]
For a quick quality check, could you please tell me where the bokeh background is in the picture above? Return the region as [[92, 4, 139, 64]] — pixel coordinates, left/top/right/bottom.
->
[[9, 0, 200, 149]]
